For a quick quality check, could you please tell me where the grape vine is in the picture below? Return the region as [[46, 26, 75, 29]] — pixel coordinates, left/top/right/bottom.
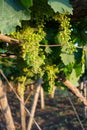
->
[[0, 1, 85, 93]]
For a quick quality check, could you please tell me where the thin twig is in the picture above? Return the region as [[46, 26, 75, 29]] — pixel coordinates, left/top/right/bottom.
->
[[40, 44, 62, 47], [0, 53, 16, 58], [67, 91, 85, 130]]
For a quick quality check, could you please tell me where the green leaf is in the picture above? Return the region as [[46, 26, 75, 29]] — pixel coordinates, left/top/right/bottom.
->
[[75, 63, 85, 78], [0, 0, 30, 34], [0, 48, 6, 53], [69, 69, 79, 86], [20, 0, 33, 9], [60, 46, 75, 65], [45, 46, 52, 54], [84, 48, 87, 70], [48, 0, 73, 14]]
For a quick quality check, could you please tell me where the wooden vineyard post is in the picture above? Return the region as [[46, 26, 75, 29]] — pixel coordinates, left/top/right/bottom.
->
[[17, 83, 26, 130], [80, 81, 84, 95], [80, 78, 87, 118], [20, 94, 26, 130], [83, 78, 87, 118], [27, 78, 42, 130], [0, 79, 15, 130], [49, 86, 56, 99], [63, 79, 87, 106], [40, 87, 45, 109]]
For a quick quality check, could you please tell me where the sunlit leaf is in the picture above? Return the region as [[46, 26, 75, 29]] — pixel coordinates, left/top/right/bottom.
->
[[48, 0, 73, 14], [0, 0, 30, 34], [60, 46, 75, 65], [69, 69, 79, 86]]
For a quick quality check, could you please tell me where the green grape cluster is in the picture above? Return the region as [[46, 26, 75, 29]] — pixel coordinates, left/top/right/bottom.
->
[[43, 65, 58, 93], [54, 13, 76, 54], [11, 26, 46, 78]]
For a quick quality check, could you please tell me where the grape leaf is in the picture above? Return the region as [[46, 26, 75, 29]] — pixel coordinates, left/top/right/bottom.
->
[[60, 46, 75, 65], [0, 0, 30, 34], [20, 0, 33, 9], [84, 48, 87, 70], [69, 69, 79, 86], [48, 0, 73, 14], [75, 63, 85, 78]]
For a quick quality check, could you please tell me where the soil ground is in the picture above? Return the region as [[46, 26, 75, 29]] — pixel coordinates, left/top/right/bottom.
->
[[0, 88, 87, 130]]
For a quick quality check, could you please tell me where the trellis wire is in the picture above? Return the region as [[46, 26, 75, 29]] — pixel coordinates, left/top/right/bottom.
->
[[0, 43, 86, 59], [40, 44, 86, 49], [0, 69, 42, 130]]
